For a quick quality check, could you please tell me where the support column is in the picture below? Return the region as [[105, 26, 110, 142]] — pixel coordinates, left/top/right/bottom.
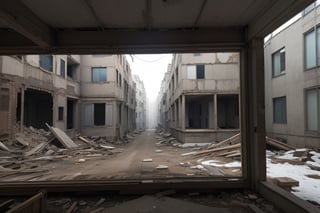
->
[[181, 94, 185, 130], [20, 86, 25, 132], [242, 38, 266, 191]]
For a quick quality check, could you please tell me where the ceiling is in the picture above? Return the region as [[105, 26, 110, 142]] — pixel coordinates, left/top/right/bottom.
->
[[0, 0, 313, 54]]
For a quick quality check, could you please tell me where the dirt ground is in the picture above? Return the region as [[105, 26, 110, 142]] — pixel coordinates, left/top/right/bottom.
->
[[0, 130, 241, 181]]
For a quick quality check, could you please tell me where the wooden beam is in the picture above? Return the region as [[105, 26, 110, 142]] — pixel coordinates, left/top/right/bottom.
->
[[0, 0, 54, 48]]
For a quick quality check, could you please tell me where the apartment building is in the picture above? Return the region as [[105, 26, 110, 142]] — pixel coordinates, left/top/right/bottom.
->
[[157, 53, 240, 143], [0, 54, 139, 140], [133, 75, 146, 130], [264, 1, 320, 148]]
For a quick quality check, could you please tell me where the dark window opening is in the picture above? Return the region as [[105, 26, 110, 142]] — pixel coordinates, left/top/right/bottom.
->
[[24, 89, 53, 129], [185, 95, 213, 129], [217, 95, 239, 129], [196, 65, 205, 79], [0, 88, 9, 111], [67, 99, 75, 129], [94, 103, 105, 126]]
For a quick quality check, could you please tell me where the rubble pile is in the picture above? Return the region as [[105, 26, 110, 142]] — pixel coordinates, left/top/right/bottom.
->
[[0, 125, 126, 181]]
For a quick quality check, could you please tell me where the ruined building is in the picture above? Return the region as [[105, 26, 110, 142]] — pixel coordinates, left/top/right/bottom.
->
[[133, 75, 147, 130], [264, 1, 320, 149], [157, 53, 240, 143], [0, 55, 142, 140]]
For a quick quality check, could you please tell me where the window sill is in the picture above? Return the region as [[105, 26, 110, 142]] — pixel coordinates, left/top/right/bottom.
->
[[272, 72, 286, 79]]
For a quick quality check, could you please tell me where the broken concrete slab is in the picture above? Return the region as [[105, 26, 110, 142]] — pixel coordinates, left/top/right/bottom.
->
[[15, 136, 29, 146], [25, 141, 49, 157], [46, 123, 78, 148], [156, 165, 168, 169]]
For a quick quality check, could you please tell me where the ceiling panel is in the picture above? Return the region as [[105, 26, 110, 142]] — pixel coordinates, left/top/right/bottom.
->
[[22, 0, 97, 28], [151, 0, 203, 28]]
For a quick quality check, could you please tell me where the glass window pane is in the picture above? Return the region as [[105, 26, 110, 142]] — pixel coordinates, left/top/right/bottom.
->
[[305, 30, 316, 69], [40, 55, 53, 72], [317, 28, 320, 65], [106, 104, 113, 126], [273, 97, 287, 123], [60, 59, 65, 77], [272, 51, 281, 76], [83, 104, 93, 126], [196, 65, 205, 79], [99, 68, 107, 81], [187, 65, 196, 79], [280, 49, 285, 72], [306, 89, 318, 131]]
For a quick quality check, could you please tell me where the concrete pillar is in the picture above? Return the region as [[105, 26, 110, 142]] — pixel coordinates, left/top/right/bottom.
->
[[181, 94, 185, 130], [242, 38, 266, 191], [20, 86, 25, 132]]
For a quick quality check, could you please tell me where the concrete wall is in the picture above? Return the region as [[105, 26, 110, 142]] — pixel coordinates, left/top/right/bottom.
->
[[264, 6, 320, 148]]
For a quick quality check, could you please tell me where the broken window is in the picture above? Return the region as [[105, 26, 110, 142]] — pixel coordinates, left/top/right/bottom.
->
[[92, 67, 107, 82], [0, 88, 9, 111], [306, 89, 318, 131], [58, 107, 63, 121], [187, 64, 205, 79], [94, 103, 105, 126], [273, 96, 287, 124], [60, 59, 65, 78], [39, 55, 53, 72], [217, 95, 239, 129]]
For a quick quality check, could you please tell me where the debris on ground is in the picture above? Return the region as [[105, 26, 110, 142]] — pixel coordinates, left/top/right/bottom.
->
[[0, 124, 135, 181]]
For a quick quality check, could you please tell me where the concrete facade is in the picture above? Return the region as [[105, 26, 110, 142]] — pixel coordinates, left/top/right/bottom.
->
[[133, 75, 146, 130], [157, 53, 240, 143], [264, 2, 320, 148], [0, 54, 140, 140]]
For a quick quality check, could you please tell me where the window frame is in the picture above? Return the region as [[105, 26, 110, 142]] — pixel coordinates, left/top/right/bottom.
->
[[60, 59, 66, 78], [271, 47, 286, 78], [304, 27, 320, 70], [272, 96, 287, 124], [39, 55, 53, 72], [91, 67, 107, 83], [305, 87, 320, 134], [58, 106, 64, 121]]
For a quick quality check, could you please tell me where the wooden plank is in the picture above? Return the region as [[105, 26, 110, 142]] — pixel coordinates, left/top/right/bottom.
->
[[66, 201, 77, 213], [0, 141, 11, 152], [7, 191, 45, 213], [194, 143, 241, 156], [266, 136, 295, 151], [0, 199, 14, 212], [207, 133, 240, 149], [78, 136, 96, 147], [45, 124, 78, 148]]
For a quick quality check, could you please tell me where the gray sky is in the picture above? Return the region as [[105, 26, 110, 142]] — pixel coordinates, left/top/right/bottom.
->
[[126, 54, 172, 102]]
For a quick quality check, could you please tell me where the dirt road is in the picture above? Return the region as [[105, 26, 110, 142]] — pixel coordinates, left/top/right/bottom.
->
[[26, 130, 206, 181]]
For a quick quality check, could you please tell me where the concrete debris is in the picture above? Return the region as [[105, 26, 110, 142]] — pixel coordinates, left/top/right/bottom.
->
[[46, 123, 78, 148], [0, 124, 128, 181], [142, 159, 153, 162], [156, 165, 168, 169], [155, 149, 163, 153], [93, 198, 106, 207]]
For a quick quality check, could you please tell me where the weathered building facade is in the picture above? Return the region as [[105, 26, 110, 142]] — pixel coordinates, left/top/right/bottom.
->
[[157, 53, 240, 143], [0, 54, 140, 140], [264, 1, 320, 148], [133, 75, 146, 130]]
